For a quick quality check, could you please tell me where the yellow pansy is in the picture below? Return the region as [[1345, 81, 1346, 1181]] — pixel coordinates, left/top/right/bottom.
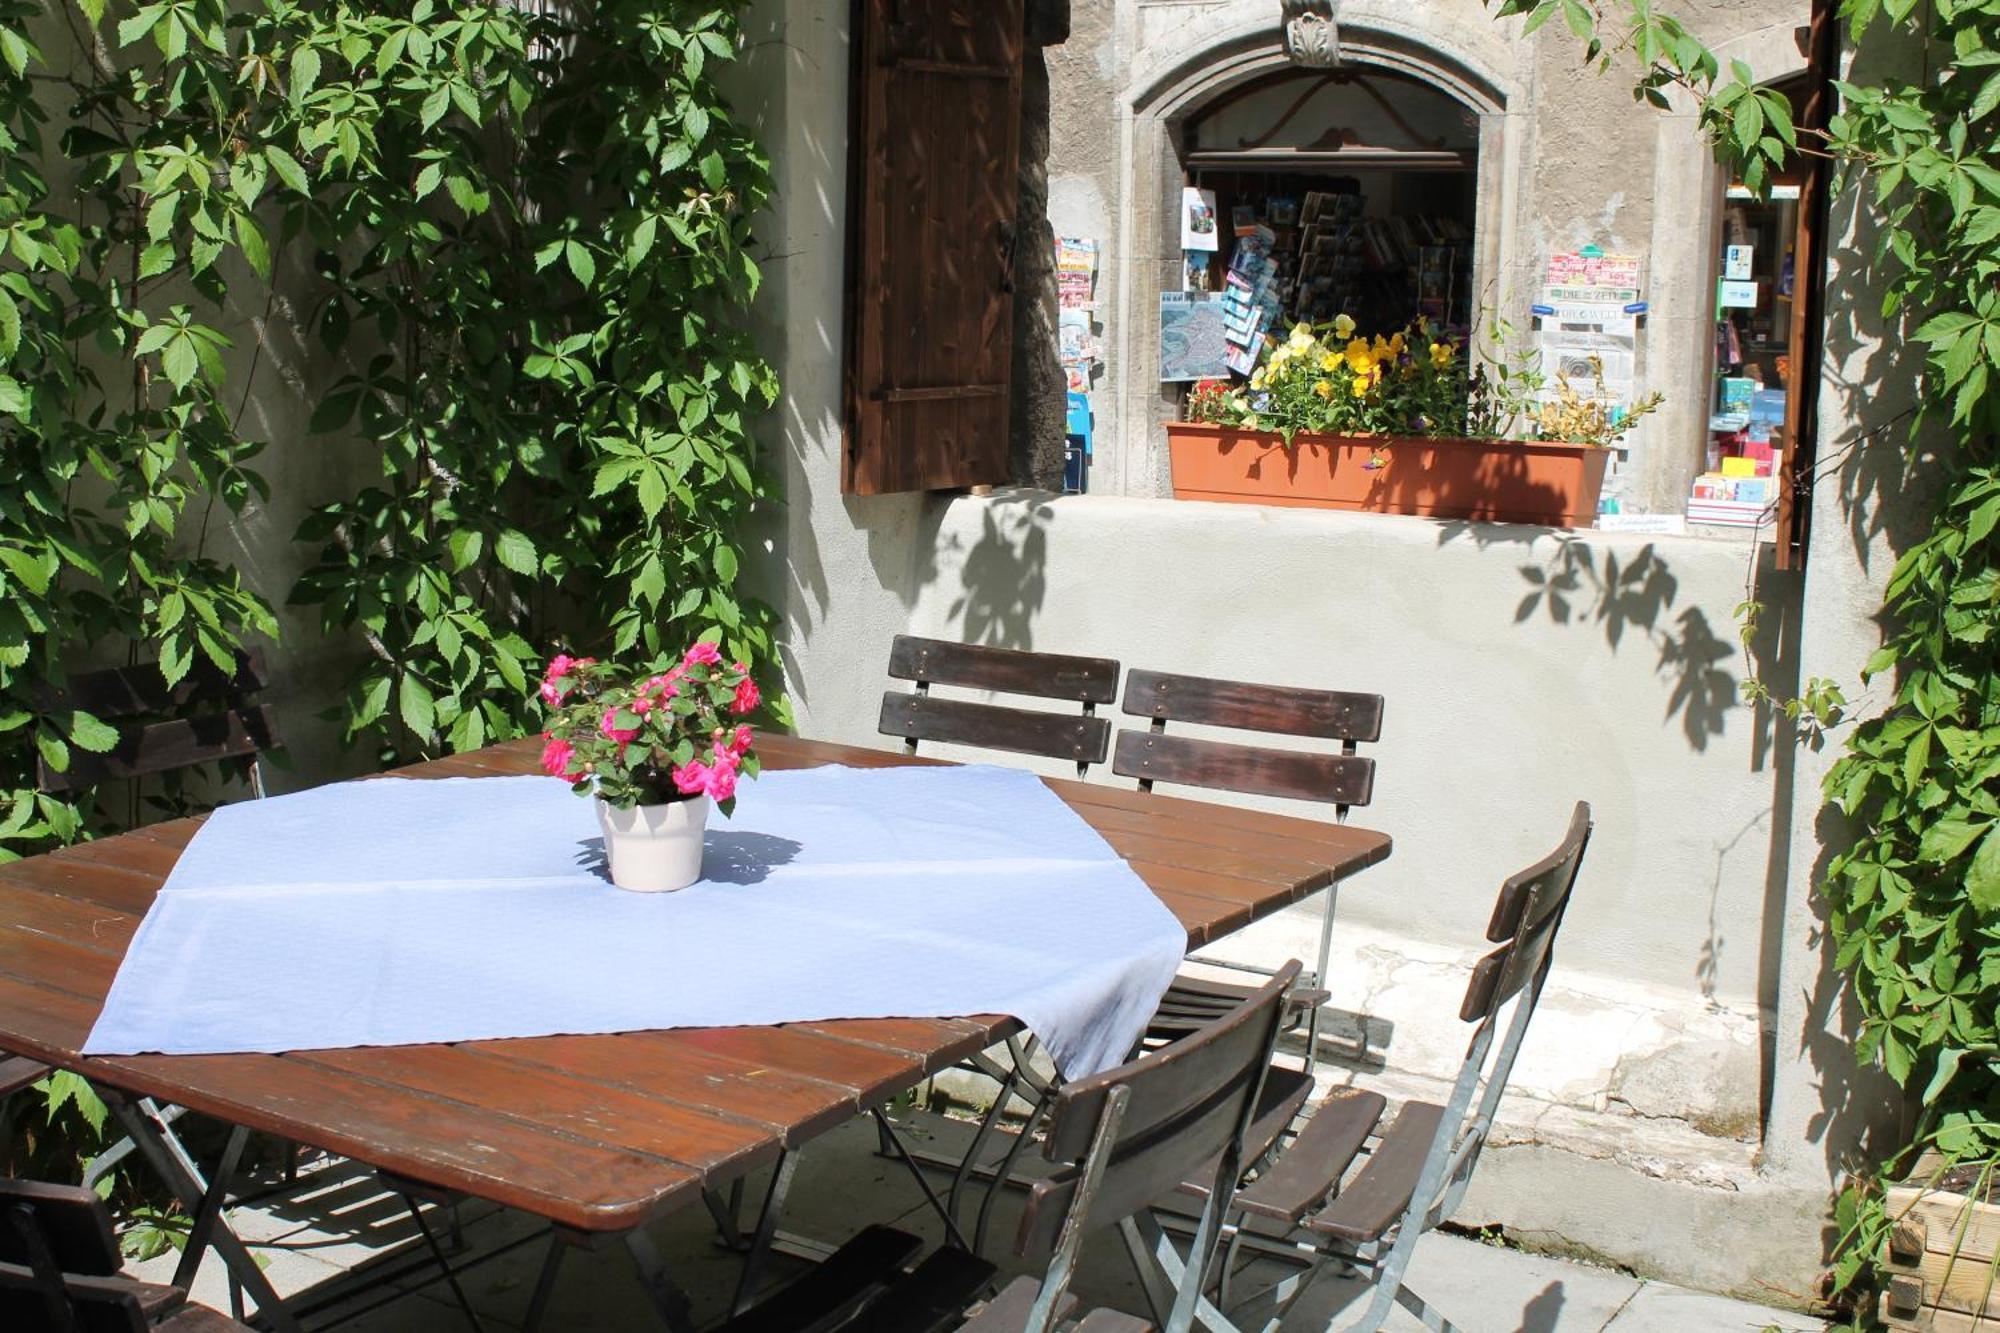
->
[[1320, 352, 1342, 372], [1332, 313, 1356, 340], [1389, 332, 1407, 355], [1350, 372, 1372, 396], [1314, 380, 1335, 400], [1429, 341, 1455, 368], [1343, 338, 1374, 375]]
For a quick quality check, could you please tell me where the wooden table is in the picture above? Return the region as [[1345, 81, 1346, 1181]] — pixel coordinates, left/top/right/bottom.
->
[[0, 734, 1390, 1329]]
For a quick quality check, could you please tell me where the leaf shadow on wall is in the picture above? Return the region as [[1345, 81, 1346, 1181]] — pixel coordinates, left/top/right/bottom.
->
[[1433, 525, 1738, 754], [944, 495, 1052, 649]]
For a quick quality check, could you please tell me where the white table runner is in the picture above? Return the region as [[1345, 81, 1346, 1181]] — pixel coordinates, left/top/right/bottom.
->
[[83, 764, 1187, 1078]]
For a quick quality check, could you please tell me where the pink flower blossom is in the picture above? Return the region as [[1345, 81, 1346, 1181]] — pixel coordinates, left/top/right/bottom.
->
[[644, 672, 681, 700], [600, 708, 639, 746], [538, 654, 595, 705], [730, 677, 761, 715], [683, 641, 723, 668], [729, 724, 753, 755], [671, 759, 711, 795], [705, 761, 738, 803], [539, 733, 576, 778]]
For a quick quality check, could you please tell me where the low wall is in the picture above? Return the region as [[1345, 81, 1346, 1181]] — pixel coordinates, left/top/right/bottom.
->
[[866, 490, 1828, 1292]]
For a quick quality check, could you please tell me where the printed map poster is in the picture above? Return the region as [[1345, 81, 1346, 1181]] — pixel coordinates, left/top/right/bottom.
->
[[1159, 292, 1231, 381]]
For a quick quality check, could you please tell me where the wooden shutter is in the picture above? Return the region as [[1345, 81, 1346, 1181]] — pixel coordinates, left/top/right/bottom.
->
[[1775, 0, 1839, 570], [844, 0, 1025, 495]]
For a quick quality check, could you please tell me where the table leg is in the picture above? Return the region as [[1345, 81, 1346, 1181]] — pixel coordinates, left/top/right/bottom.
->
[[102, 1091, 302, 1333], [729, 1148, 798, 1315], [623, 1228, 699, 1333]]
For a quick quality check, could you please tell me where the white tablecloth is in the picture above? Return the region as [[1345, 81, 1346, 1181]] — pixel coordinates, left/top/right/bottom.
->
[[83, 764, 1187, 1077]]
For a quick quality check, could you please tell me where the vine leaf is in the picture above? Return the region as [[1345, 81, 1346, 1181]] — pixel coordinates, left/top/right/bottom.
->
[[494, 530, 536, 577], [398, 673, 436, 740], [66, 710, 117, 754], [1970, 826, 2000, 914]]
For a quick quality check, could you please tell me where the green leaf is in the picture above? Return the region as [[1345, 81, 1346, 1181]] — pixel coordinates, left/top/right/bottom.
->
[[1971, 825, 2000, 914], [265, 146, 310, 195], [398, 673, 436, 739], [1922, 817, 1989, 864], [565, 240, 596, 288], [66, 710, 118, 754], [234, 214, 271, 279], [494, 529, 537, 576], [447, 529, 485, 573], [159, 336, 197, 391]]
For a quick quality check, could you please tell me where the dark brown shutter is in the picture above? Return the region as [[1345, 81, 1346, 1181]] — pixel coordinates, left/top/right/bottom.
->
[[843, 0, 1025, 495], [1775, 0, 1838, 571]]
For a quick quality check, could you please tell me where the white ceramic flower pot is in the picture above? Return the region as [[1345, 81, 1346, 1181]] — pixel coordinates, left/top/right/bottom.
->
[[595, 795, 709, 892]]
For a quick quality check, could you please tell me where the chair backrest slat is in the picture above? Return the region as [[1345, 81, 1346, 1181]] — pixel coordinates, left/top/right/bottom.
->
[[1014, 961, 1298, 1260], [0, 1261, 152, 1333], [0, 1181, 121, 1276], [38, 704, 279, 795], [1459, 802, 1591, 1023], [887, 636, 1118, 704], [879, 636, 1120, 775], [878, 695, 1110, 766], [29, 649, 268, 722], [1112, 667, 1382, 812], [1121, 669, 1382, 743], [1112, 731, 1373, 806]]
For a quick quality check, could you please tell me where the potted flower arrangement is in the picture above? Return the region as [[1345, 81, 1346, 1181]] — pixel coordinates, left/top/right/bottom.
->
[[537, 639, 761, 892], [1167, 316, 1661, 528]]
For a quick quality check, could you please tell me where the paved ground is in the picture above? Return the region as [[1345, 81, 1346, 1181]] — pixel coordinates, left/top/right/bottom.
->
[[134, 1111, 1829, 1332]]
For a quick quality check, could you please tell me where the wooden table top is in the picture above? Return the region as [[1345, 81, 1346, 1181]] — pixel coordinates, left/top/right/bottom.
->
[[0, 734, 1390, 1234]]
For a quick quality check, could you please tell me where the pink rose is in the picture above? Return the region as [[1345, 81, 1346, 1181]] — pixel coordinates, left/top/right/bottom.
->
[[729, 724, 753, 755], [671, 759, 711, 795], [538, 654, 594, 705], [539, 734, 576, 778], [730, 677, 761, 715], [683, 641, 723, 668], [705, 759, 738, 803], [599, 708, 639, 746]]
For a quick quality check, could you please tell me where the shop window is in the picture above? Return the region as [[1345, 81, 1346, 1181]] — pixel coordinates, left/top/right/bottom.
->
[[841, 0, 1024, 496], [1173, 67, 1481, 371], [1692, 49, 1833, 568]]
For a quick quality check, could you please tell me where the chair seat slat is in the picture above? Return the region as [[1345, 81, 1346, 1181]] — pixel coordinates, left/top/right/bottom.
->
[[1302, 1100, 1447, 1245]]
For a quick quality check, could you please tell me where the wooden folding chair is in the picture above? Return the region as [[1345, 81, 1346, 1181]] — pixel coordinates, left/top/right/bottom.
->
[[0, 1176, 254, 1331], [1112, 668, 1382, 1073], [8, 652, 284, 1191], [32, 649, 279, 801], [1204, 804, 1593, 1333], [878, 635, 1119, 779], [716, 962, 1304, 1333], [875, 635, 1123, 1236]]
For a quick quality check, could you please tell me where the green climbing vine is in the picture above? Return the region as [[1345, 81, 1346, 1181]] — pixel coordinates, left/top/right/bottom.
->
[[1491, 0, 2000, 1317], [0, 0, 777, 1229]]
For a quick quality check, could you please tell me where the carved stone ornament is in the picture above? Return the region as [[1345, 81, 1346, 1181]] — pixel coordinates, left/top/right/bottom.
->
[[1282, 0, 1342, 68]]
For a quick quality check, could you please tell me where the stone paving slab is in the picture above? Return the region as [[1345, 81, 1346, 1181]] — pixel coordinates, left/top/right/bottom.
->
[[128, 1110, 1829, 1331]]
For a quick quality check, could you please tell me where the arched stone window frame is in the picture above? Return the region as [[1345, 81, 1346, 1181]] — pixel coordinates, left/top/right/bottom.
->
[[1095, 9, 1523, 497]]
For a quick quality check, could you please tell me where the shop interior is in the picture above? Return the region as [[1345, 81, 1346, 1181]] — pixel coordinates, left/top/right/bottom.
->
[[1179, 68, 1481, 341]]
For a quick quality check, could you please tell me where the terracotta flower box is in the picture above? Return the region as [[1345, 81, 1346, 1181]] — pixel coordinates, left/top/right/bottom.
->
[[1165, 421, 1609, 529]]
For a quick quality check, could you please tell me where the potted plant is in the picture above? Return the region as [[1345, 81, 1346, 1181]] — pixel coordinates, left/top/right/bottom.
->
[[1165, 317, 1662, 528], [536, 639, 761, 892]]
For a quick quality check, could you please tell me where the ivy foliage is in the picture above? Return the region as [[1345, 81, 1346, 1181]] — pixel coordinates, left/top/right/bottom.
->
[[0, 0, 776, 807], [281, 0, 780, 762], [1493, 0, 2000, 1309], [0, 0, 776, 1216]]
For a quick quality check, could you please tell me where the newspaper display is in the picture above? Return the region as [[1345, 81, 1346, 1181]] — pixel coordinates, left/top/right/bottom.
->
[[1056, 237, 1100, 392], [1535, 248, 1645, 407]]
